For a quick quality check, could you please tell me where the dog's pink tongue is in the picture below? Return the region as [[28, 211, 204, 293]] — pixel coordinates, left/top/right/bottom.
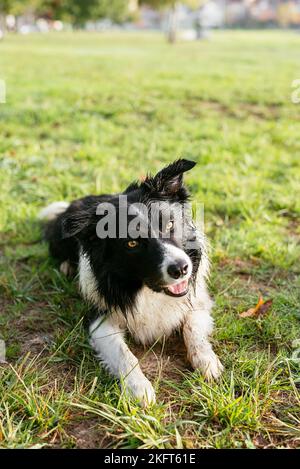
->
[[167, 280, 188, 295]]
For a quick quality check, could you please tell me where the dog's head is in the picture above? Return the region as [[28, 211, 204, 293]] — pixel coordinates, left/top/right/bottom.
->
[[63, 159, 203, 312]]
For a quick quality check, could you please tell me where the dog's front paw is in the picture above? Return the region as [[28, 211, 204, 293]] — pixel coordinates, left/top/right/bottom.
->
[[191, 350, 224, 381], [203, 353, 224, 381], [123, 374, 156, 407]]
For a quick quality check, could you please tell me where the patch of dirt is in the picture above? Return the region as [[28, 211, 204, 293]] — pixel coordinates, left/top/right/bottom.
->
[[278, 210, 300, 242], [217, 257, 268, 294], [218, 257, 261, 271], [0, 296, 11, 315], [217, 256, 299, 293], [184, 98, 281, 121], [287, 219, 300, 243], [252, 433, 300, 449], [131, 333, 190, 400], [254, 429, 300, 449], [2, 300, 56, 357], [19, 334, 52, 355], [66, 416, 111, 449]]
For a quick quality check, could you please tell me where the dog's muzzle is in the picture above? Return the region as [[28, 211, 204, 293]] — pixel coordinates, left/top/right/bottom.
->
[[163, 259, 190, 297], [163, 279, 190, 297]]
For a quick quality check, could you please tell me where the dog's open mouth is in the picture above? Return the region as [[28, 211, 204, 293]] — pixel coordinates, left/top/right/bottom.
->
[[164, 279, 189, 297]]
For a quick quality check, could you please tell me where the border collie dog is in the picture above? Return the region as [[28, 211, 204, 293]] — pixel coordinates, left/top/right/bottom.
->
[[40, 159, 223, 406]]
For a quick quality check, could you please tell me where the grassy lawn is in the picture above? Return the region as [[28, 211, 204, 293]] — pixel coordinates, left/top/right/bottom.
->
[[0, 30, 300, 449]]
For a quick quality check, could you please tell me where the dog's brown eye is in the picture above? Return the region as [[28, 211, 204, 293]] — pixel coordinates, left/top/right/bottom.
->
[[127, 240, 138, 248], [166, 221, 174, 231]]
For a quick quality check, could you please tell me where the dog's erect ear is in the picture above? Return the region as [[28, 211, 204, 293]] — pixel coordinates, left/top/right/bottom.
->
[[144, 159, 196, 195]]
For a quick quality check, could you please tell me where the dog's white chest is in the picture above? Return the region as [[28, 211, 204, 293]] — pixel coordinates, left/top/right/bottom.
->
[[121, 287, 191, 345]]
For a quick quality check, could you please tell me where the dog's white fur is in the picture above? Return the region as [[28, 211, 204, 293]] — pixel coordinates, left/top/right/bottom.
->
[[39, 201, 70, 221]]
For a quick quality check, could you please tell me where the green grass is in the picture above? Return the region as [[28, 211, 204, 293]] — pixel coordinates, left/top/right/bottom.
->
[[0, 30, 300, 449]]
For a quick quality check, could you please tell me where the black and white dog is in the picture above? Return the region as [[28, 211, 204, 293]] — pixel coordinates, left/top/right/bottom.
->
[[40, 159, 223, 406]]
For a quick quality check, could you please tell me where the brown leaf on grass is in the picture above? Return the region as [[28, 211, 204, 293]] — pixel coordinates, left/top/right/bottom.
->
[[239, 297, 273, 318]]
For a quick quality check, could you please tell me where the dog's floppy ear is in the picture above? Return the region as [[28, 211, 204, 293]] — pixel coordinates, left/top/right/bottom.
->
[[62, 210, 93, 239], [144, 159, 196, 195]]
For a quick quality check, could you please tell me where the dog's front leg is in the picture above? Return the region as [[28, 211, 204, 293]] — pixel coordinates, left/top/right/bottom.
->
[[183, 305, 223, 381], [89, 316, 156, 406]]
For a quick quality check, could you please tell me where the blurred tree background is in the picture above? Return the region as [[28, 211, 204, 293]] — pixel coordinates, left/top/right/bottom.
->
[[1, 1, 300, 42], [141, 1, 202, 42], [0, 0, 212, 43], [0, 0, 131, 28]]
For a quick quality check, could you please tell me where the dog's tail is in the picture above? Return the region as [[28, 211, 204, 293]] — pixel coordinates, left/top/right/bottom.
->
[[38, 201, 70, 222]]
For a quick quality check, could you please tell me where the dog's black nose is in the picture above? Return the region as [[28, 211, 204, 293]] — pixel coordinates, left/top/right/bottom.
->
[[167, 261, 189, 279]]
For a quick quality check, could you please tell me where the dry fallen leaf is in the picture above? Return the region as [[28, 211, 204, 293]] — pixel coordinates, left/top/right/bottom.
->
[[239, 296, 273, 318]]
